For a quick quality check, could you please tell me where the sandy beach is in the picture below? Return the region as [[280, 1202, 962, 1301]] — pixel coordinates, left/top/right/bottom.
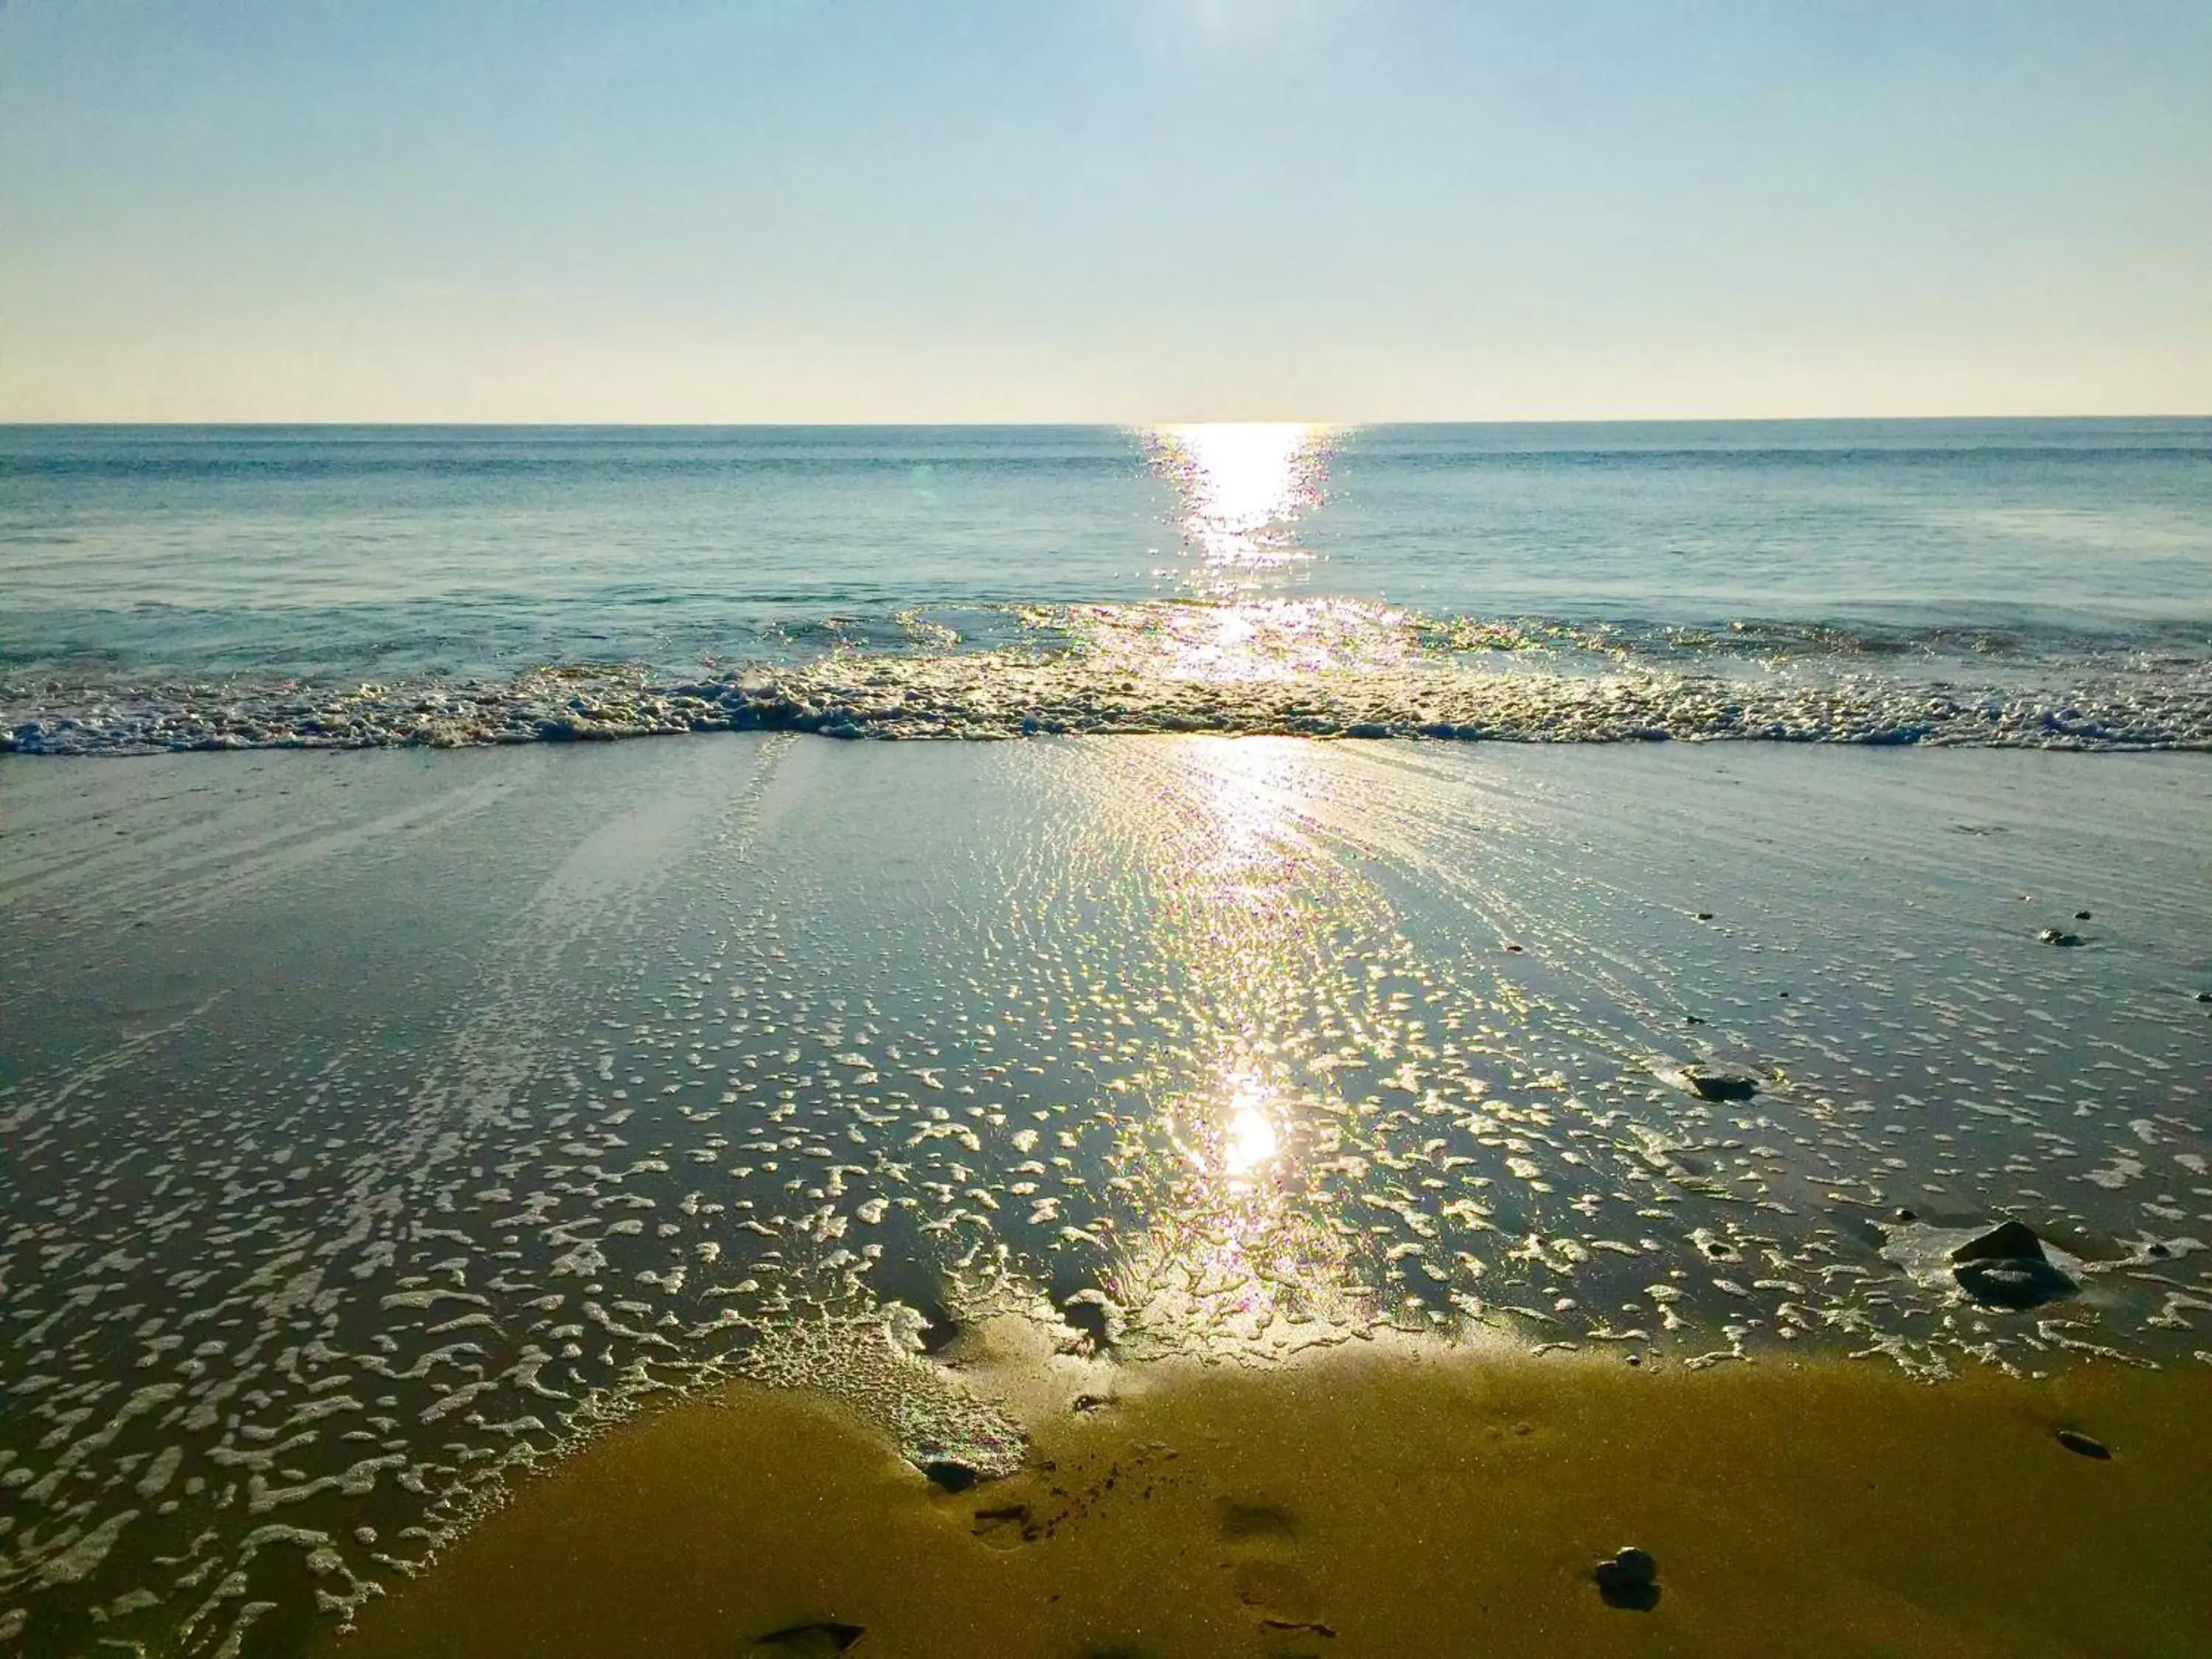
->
[[4, 734, 2209, 1655], [10, 3, 2212, 1650], [335, 1335, 2212, 1658]]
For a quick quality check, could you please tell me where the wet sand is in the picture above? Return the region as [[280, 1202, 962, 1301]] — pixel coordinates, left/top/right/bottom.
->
[[336, 1338, 2212, 1659], [4, 736, 2210, 1655]]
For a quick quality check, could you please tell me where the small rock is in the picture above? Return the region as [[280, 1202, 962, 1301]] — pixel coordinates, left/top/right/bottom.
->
[[1954, 1259, 2065, 1308], [2073, 910, 2092, 920], [1946, 1220, 2079, 1310], [2035, 928, 2083, 947], [1694, 911, 1714, 921], [1949, 1220, 2048, 1265], [1683, 1068, 1758, 1102], [1592, 1546, 1660, 1611], [744, 1623, 866, 1658], [2196, 991, 2211, 1004], [1692, 1227, 1740, 1261], [2055, 1429, 2111, 1461]]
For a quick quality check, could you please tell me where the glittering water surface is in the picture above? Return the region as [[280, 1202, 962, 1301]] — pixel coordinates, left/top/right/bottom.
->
[[5, 420, 2211, 753], [5, 417, 2212, 1652], [3, 737, 2209, 1655]]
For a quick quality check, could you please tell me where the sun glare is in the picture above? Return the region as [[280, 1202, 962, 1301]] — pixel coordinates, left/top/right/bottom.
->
[[1147, 422, 1329, 571]]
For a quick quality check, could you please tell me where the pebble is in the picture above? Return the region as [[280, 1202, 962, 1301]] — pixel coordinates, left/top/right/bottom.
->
[[2054, 1430, 2112, 1461], [2035, 928, 2083, 947], [1949, 1220, 2047, 1264], [1683, 1068, 1759, 1102], [744, 1622, 867, 1657], [1946, 1220, 2079, 1311], [1592, 1546, 1661, 1610]]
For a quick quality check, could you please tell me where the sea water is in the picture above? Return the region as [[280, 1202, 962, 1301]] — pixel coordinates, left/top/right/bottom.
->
[[4, 420, 2209, 751], [3, 422, 2211, 1656]]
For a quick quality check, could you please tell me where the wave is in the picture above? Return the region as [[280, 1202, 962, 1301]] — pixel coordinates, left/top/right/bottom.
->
[[10, 600, 2211, 757]]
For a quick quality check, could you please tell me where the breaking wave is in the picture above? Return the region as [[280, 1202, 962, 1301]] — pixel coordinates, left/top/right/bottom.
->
[[7, 600, 2211, 755]]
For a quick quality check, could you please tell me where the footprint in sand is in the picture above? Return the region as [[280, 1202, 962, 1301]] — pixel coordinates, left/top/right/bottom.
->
[[1218, 1501, 1338, 1647], [970, 1500, 1037, 1548]]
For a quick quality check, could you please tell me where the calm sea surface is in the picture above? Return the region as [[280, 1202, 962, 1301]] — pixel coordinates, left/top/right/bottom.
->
[[3, 420, 2210, 751]]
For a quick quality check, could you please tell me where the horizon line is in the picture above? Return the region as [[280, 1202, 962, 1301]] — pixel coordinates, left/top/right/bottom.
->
[[4, 411, 2209, 431]]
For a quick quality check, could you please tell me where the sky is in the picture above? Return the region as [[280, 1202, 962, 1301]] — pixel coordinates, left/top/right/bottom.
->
[[2, 1, 2209, 422]]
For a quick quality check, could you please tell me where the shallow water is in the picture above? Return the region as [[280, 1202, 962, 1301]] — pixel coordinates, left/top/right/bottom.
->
[[6, 420, 2211, 753], [1, 737, 2208, 1654]]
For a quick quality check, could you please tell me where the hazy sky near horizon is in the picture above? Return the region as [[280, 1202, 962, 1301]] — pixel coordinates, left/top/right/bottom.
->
[[4, 1, 2209, 422]]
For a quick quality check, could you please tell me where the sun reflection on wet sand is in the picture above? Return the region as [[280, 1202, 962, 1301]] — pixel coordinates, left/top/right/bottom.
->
[[1220, 1077, 1280, 1183], [1088, 737, 1387, 1354], [1111, 1050, 1365, 1358]]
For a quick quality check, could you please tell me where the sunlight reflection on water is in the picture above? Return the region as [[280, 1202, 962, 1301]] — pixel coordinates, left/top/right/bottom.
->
[[1145, 422, 1332, 577]]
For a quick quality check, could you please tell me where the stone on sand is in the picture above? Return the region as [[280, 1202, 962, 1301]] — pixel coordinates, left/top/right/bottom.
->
[[1592, 1546, 1661, 1611]]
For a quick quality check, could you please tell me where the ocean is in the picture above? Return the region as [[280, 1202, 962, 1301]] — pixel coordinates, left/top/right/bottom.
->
[[4, 419, 2211, 751], [3, 422, 2211, 1656]]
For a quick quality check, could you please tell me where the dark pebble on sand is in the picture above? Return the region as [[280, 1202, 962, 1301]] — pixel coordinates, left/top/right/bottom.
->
[[1950, 1220, 2046, 1264], [2036, 928, 2084, 947], [1593, 1547, 1660, 1611], [1694, 911, 1714, 921], [1947, 1220, 2079, 1310], [2074, 910, 2093, 920], [2197, 991, 2211, 1004], [745, 1623, 866, 1657], [1683, 1069, 1759, 1102], [2055, 1430, 2112, 1460]]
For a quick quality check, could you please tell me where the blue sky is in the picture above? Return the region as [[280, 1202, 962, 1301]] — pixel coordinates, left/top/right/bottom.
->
[[3, 1, 2208, 420]]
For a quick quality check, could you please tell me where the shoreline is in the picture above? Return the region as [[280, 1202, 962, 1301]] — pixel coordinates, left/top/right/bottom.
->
[[9, 667, 2210, 754]]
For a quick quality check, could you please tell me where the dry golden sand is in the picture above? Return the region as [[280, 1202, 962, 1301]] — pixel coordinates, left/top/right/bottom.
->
[[335, 1342, 2212, 1659]]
